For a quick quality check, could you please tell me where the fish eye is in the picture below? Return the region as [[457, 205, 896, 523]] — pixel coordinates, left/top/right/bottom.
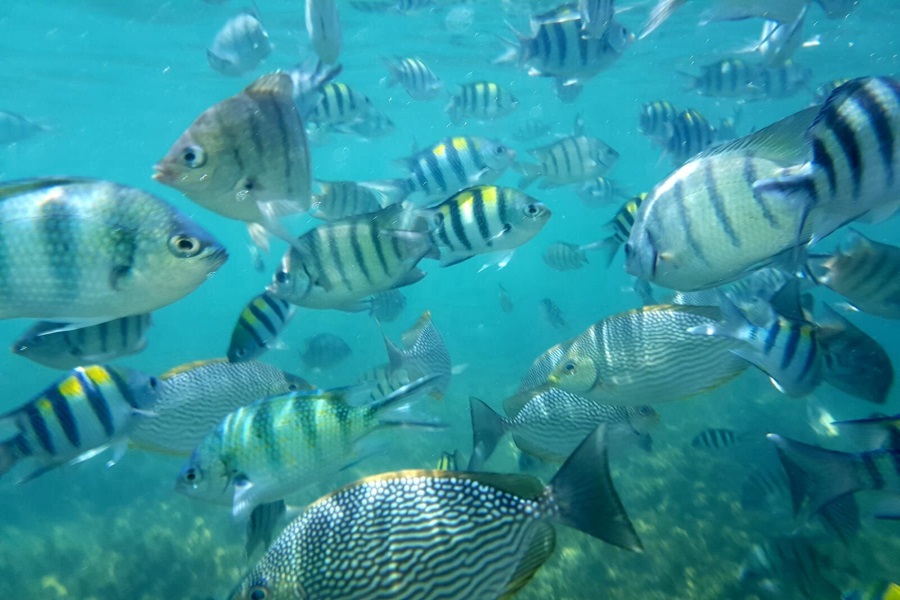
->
[[563, 361, 576, 373], [184, 468, 199, 483], [168, 235, 203, 258], [249, 586, 269, 600], [494, 145, 507, 155], [639, 407, 651, 415], [524, 204, 540, 216], [148, 377, 159, 391], [274, 270, 289, 284], [182, 145, 206, 168]]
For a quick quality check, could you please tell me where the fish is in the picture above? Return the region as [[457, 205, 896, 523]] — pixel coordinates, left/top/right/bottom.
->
[[469, 391, 658, 468], [843, 581, 900, 600], [226, 424, 642, 600], [681, 58, 763, 99], [382, 56, 443, 101], [129, 359, 313, 456], [638, 100, 680, 141], [349, 0, 434, 14], [832, 414, 900, 452], [305, 0, 342, 64], [576, 177, 628, 208], [0, 366, 159, 483], [689, 294, 823, 397], [640, 0, 814, 39], [207, 11, 272, 76], [517, 340, 573, 393], [12, 314, 152, 370], [659, 108, 718, 166], [755, 60, 813, 99], [516, 118, 619, 188], [176, 375, 440, 518], [539, 298, 569, 330], [542, 242, 597, 271], [806, 231, 900, 319], [754, 77, 900, 242], [748, 8, 810, 68], [625, 106, 819, 291], [0, 177, 227, 321], [248, 244, 266, 272], [498, 283, 514, 313], [548, 305, 748, 406], [246, 500, 291, 559], [816, 305, 894, 405], [812, 78, 850, 104], [769, 433, 900, 516], [419, 185, 551, 267], [299, 333, 352, 370], [288, 59, 344, 120], [305, 82, 375, 130], [267, 205, 434, 311], [363, 136, 517, 205], [739, 537, 843, 599], [512, 118, 552, 142], [153, 73, 311, 249], [0, 110, 49, 144], [226, 292, 296, 363], [366, 289, 407, 322], [445, 81, 519, 124], [597, 192, 646, 267], [335, 107, 395, 140], [310, 180, 386, 221], [579, 0, 615, 38], [690, 427, 747, 450]]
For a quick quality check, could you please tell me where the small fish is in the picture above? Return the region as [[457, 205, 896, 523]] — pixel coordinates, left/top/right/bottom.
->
[[689, 295, 822, 397], [469, 391, 658, 468], [681, 58, 763, 98], [659, 108, 718, 165], [154, 73, 310, 248], [576, 177, 628, 208], [539, 298, 569, 330], [816, 305, 894, 405], [0, 110, 49, 144], [311, 180, 385, 221], [579, 0, 615, 38], [517, 119, 619, 188], [12, 315, 152, 370], [367, 289, 407, 322], [129, 359, 313, 456], [288, 59, 344, 120], [512, 118, 552, 142], [755, 60, 813, 99], [420, 185, 550, 268], [248, 244, 266, 272], [542, 242, 593, 271], [638, 100, 679, 141], [300, 333, 352, 370], [177, 375, 440, 518], [306, 82, 375, 129], [227, 292, 295, 363], [268, 206, 433, 311], [548, 305, 748, 406], [435, 449, 461, 471], [806, 231, 900, 320], [382, 56, 443, 101], [226, 424, 642, 600], [363, 136, 517, 205], [739, 537, 843, 600], [0, 366, 159, 483], [843, 581, 900, 600], [349, 0, 433, 14], [207, 11, 272, 76], [0, 177, 227, 321], [498, 284, 514, 313], [334, 107, 395, 140], [305, 0, 342, 64], [445, 81, 519, 124], [690, 427, 746, 450], [596, 192, 646, 267], [640, 0, 814, 39]]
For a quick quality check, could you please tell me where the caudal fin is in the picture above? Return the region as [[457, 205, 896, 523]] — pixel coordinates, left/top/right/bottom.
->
[[359, 179, 412, 205], [767, 433, 866, 517], [0, 434, 27, 480], [467, 397, 508, 471], [549, 424, 643, 552]]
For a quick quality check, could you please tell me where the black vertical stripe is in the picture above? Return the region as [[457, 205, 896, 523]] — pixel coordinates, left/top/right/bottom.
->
[[305, 231, 328, 289], [327, 226, 352, 292], [264, 95, 295, 195], [811, 138, 838, 195], [745, 158, 779, 227], [25, 402, 55, 454], [335, 84, 347, 115], [39, 199, 78, 301], [763, 319, 780, 355], [411, 159, 430, 193], [823, 104, 863, 195], [798, 332, 817, 382], [238, 317, 267, 349], [497, 189, 509, 227], [424, 152, 448, 193], [673, 181, 705, 262], [370, 222, 390, 276], [446, 142, 467, 185], [780, 323, 800, 370], [87, 370, 119, 436], [351, 221, 372, 284], [552, 22, 567, 69], [435, 212, 454, 251], [261, 293, 287, 324], [448, 198, 472, 251], [856, 85, 895, 186], [468, 138, 487, 171], [46, 387, 80, 448], [471, 188, 492, 243], [704, 162, 740, 247], [249, 302, 278, 336]]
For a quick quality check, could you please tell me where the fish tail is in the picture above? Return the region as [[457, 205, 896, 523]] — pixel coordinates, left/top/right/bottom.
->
[[0, 434, 27, 479], [767, 433, 866, 517], [466, 397, 507, 471], [513, 162, 542, 189], [548, 424, 643, 552], [359, 179, 412, 204], [687, 293, 749, 340]]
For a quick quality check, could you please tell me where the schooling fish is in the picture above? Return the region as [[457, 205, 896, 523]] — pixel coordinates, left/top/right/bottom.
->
[[539, 298, 569, 330], [516, 117, 619, 188], [754, 60, 813, 99], [576, 176, 628, 208], [226, 292, 295, 363], [207, 11, 272, 76], [640, 0, 809, 40], [445, 81, 519, 124], [517, 340, 573, 393], [512, 118, 552, 142], [0, 366, 159, 483], [129, 359, 313, 456], [659, 108, 718, 166], [681, 58, 763, 99], [0, 177, 226, 322], [382, 56, 443, 101], [299, 333, 352, 370], [311, 180, 385, 221], [638, 100, 680, 141], [0, 110, 49, 144], [542, 242, 599, 271], [13, 314, 152, 370], [366, 289, 407, 322], [597, 192, 647, 267], [154, 72, 311, 249], [227, 424, 642, 600], [305, 0, 342, 65], [498, 283, 514, 313], [739, 536, 843, 600], [305, 82, 375, 130]]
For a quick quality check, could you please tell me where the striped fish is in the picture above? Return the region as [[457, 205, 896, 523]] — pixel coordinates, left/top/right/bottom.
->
[[305, 0, 342, 65], [755, 77, 900, 239], [539, 298, 569, 330], [689, 295, 822, 397], [268, 205, 434, 311], [0, 365, 159, 483], [597, 192, 646, 267], [306, 81, 374, 128], [0, 177, 227, 321], [690, 428, 741, 450], [333, 107, 395, 140], [421, 186, 550, 267], [366, 288, 407, 322], [469, 391, 658, 469], [207, 11, 271, 76], [579, 0, 615, 38], [638, 100, 679, 141], [576, 176, 628, 208], [548, 304, 748, 406], [226, 424, 642, 600], [661, 108, 718, 165], [755, 60, 812, 99], [517, 122, 620, 188], [681, 58, 763, 98], [751, 9, 808, 68], [13, 314, 152, 370], [311, 180, 385, 221], [512, 118, 551, 142], [435, 449, 461, 471], [129, 359, 313, 456], [154, 73, 311, 244], [542, 242, 590, 271], [363, 136, 517, 204], [445, 81, 519, 124], [227, 292, 295, 363], [625, 106, 819, 291], [176, 375, 439, 518], [382, 56, 443, 101]]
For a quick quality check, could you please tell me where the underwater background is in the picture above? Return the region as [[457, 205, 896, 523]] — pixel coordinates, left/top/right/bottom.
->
[[0, 0, 899, 598]]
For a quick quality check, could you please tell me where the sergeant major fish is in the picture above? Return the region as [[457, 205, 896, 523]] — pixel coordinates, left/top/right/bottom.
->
[[576, 176, 628, 208], [539, 298, 569, 330], [227, 424, 642, 600], [207, 11, 272, 76], [227, 292, 295, 363], [311, 180, 385, 221], [366, 289, 407, 322], [597, 192, 646, 267], [516, 117, 619, 188], [382, 56, 443, 101], [445, 81, 519, 124]]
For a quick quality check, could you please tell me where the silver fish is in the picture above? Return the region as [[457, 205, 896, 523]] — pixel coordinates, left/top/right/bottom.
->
[[207, 11, 272, 76], [682, 58, 763, 99], [542, 242, 591, 271], [300, 333, 352, 370], [638, 100, 679, 142], [382, 56, 443, 101], [576, 176, 628, 208], [539, 298, 569, 330], [13, 315, 152, 370], [305, 82, 374, 129], [512, 117, 551, 142], [517, 122, 619, 188], [311, 180, 385, 221], [445, 81, 519, 124], [367, 289, 407, 322], [754, 60, 813, 99], [752, 8, 809, 68], [306, 0, 342, 65], [0, 177, 226, 321]]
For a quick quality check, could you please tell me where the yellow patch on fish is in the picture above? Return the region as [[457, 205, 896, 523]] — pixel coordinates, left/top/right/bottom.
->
[[58, 375, 85, 399], [433, 144, 447, 158], [452, 137, 469, 151], [36, 398, 54, 413], [480, 186, 498, 204], [82, 365, 112, 386]]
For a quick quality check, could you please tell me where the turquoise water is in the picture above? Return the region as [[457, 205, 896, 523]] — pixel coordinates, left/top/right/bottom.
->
[[0, 1, 899, 598]]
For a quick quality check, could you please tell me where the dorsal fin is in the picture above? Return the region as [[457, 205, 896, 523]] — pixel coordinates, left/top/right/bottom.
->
[[160, 358, 229, 380], [244, 72, 294, 99]]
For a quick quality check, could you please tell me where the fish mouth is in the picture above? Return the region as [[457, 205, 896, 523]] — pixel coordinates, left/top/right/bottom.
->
[[152, 163, 173, 183], [210, 247, 229, 267]]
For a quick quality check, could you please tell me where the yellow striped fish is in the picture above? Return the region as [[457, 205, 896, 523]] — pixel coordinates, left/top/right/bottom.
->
[[0, 366, 159, 483], [227, 292, 295, 362], [227, 424, 642, 600], [421, 185, 550, 267], [445, 81, 518, 124], [597, 192, 646, 267]]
